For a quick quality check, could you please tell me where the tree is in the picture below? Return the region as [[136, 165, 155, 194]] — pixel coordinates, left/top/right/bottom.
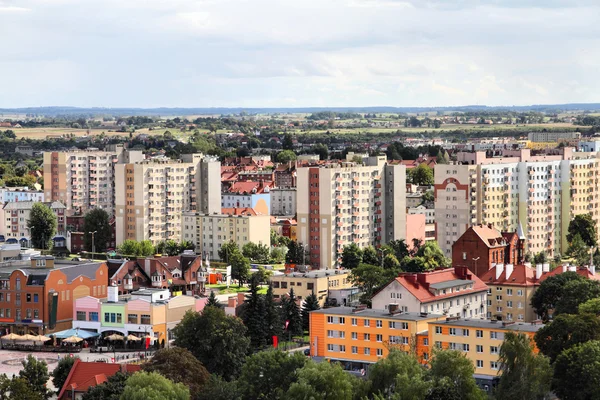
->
[[533, 251, 548, 265], [82, 371, 129, 400], [530, 271, 584, 321], [195, 375, 241, 400], [242, 275, 267, 349], [383, 253, 401, 271], [351, 263, 388, 305], [402, 241, 450, 273], [277, 150, 297, 163], [286, 361, 358, 400], [18, 355, 51, 399], [282, 134, 294, 150], [368, 349, 430, 399], [567, 234, 590, 266], [313, 143, 329, 160], [0, 375, 44, 400], [139, 240, 155, 256], [252, 266, 272, 284], [362, 246, 379, 265], [269, 247, 286, 263], [436, 149, 449, 164], [118, 240, 141, 256], [163, 240, 181, 256], [173, 307, 250, 380], [567, 214, 597, 247], [230, 252, 250, 287], [384, 240, 410, 261], [206, 290, 223, 309], [554, 279, 600, 315], [282, 288, 303, 337], [242, 242, 270, 264], [27, 203, 57, 250], [534, 313, 600, 363], [302, 291, 320, 332], [286, 241, 308, 265], [51, 356, 78, 395], [578, 297, 600, 315], [495, 332, 552, 400], [264, 284, 282, 345], [341, 243, 363, 269], [218, 240, 238, 263], [552, 340, 600, 400], [409, 163, 434, 186], [141, 348, 209, 399], [120, 372, 189, 400], [82, 209, 111, 253], [427, 350, 484, 400], [238, 350, 307, 400]]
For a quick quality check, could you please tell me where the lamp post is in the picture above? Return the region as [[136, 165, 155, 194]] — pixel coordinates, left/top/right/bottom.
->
[[91, 231, 97, 260], [380, 248, 387, 269]]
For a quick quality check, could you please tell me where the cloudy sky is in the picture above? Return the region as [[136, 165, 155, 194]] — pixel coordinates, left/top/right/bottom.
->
[[0, 0, 599, 108]]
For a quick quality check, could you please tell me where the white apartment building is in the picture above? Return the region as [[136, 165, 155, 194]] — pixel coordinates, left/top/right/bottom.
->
[[114, 154, 220, 246], [0, 187, 44, 203], [435, 148, 600, 258], [528, 131, 581, 143], [43, 145, 144, 216], [296, 156, 406, 269], [182, 208, 270, 260], [270, 188, 296, 216], [0, 201, 66, 246]]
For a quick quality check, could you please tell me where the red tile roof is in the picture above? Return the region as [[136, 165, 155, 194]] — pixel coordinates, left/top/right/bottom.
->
[[227, 181, 273, 194], [470, 225, 506, 248], [378, 266, 488, 303], [480, 264, 600, 287], [221, 207, 259, 216], [58, 359, 141, 399]]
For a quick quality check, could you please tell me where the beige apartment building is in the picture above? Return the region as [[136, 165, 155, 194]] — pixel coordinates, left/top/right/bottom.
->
[[435, 148, 600, 258], [296, 156, 406, 269], [182, 207, 270, 260], [43, 145, 144, 216], [114, 155, 220, 246], [0, 201, 67, 246], [270, 269, 353, 306]]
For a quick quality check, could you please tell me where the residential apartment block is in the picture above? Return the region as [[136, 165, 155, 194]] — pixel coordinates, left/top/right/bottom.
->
[[0, 201, 66, 248], [527, 131, 581, 142], [297, 156, 406, 269], [43, 146, 144, 216], [270, 269, 353, 307], [371, 267, 489, 319], [435, 148, 600, 258], [480, 262, 600, 322], [0, 187, 44, 203], [114, 154, 220, 246], [182, 207, 270, 260], [270, 188, 296, 216]]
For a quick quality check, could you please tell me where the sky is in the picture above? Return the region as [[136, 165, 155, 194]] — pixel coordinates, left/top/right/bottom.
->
[[0, 0, 599, 108]]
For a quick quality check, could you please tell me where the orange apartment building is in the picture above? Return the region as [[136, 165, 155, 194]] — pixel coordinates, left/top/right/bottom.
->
[[0, 257, 108, 335]]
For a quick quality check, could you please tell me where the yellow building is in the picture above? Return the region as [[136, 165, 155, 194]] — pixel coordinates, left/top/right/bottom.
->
[[309, 307, 444, 368], [271, 269, 353, 306]]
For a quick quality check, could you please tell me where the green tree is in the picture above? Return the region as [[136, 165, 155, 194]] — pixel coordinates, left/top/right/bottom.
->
[[351, 263, 388, 305], [567, 214, 597, 247], [567, 234, 590, 266], [554, 279, 600, 315], [264, 284, 282, 345], [120, 371, 189, 400], [534, 313, 600, 363], [426, 377, 461, 400], [238, 350, 307, 400], [277, 150, 297, 163], [242, 275, 267, 349], [173, 307, 250, 380], [0, 375, 43, 400], [495, 332, 552, 400], [341, 243, 363, 269], [302, 291, 320, 332], [578, 297, 600, 315], [282, 288, 303, 337], [282, 134, 294, 150], [230, 251, 250, 287], [286, 241, 307, 265], [206, 290, 223, 309], [163, 240, 181, 256], [242, 242, 270, 263], [384, 240, 410, 261], [436, 149, 449, 164], [139, 240, 155, 256], [368, 349, 430, 399], [313, 143, 329, 160], [402, 241, 450, 273], [82, 371, 129, 400], [269, 247, 286, 263], [82, 209, 111, 253], [383, 253, 401, 271], [409, 163, 434, 186], [286, 361, 357, 400], [427, 350, 484, 400], [530, 271, 584, 321], [118, 240, 141, 256], [51, 356, 78, 395], [141, 348, 209, 399], [533, 251, 548, 265], [362, 246, 379, 265], [18, 354, 51, 399], [552, 340, 600, 400], [218, 240, 239, 263], [27, 203, 57, 250], [195, 375, 241, 400]]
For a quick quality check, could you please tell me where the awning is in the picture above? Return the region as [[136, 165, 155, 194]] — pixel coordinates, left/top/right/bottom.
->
[[53, 236, 66, 240], [50, 328, 100, 339], [6, 239, 18, 244]]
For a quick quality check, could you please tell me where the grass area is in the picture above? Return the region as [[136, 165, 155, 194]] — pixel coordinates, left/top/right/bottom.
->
[[206, 284, 269, 295], [10, 127, 129, 139]]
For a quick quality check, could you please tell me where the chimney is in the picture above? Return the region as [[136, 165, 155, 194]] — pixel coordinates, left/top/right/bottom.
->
[[495, 263, 504, 280], [107, 286, 118, 303], [228, 296, 237, 308], [590, 265, 596, 275], [536, 263, 543, 280], [237, 292, 246, 305], [562, 264, 568, 273], [505, 264, 513, 280], [542, 263, 550, 273]]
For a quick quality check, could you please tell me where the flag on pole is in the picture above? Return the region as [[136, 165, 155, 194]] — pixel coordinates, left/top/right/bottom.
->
[[145, 337, 150, 350], [272, 336, 278, 348]]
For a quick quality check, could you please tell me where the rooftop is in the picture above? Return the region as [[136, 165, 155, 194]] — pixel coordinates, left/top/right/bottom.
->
[[429, 279, 474, 290], [431, 318, 543, 333], [311, 306, 443, 321], [280, 269, 350, 279]]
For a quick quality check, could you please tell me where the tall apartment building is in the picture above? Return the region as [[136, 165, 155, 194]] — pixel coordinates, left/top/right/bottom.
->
[[43, 146, 144, 216], [181, 207, 270, 260], [297, 156, 406, 269], [435, 148, 600, 258], [115, 155, 220, 246]]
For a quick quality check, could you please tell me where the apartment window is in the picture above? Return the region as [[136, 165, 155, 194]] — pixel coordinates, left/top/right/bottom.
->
[[435, 326, 442, 334], [104, 313, 110, 323], [476, 345, 483, 353], [449, 328, 456, 336], [307, 283, 314, 290], [141, 314, 151, 324], [33, 294, 38, 303], [272, 282, 280, 288], [423, 352, 429, 361], [351, 318, 357, 326], [327, 330, 334, 338], [477, 360, 484, 368], [401, 322, 408, 330], [340, 345, 346, 353], [281, 282, 287, 289], [76, 311, 86, 321], [364, 347, 370, 355], [376, 334, 383, 342], [15, 278, 20, 290], [490, 346, 499, 354], [377, 349, 383, 357], [89, 312, 98, 322], [339, 317, 345, 324], [506, 289, 513, 296], [517, 290, 523, 296], [352, 346, 358, 354], [463, 343, 470, 352], [340, 331, 345, 339], [476, 330, 483, 338], [33, 309, 38, 319], [423, 338, 429, 346], [352, 332, 358, 340], [490, 331, 499, 339], [364, 319, 370, 327], [364, 333, 370, 341], [128, 314, 138, 324], [26, 294, 31, 303], [376, 320, 382, 328], [463, 329, 470, 336], [327, 344, 334, 351], [490, 361, 499, 370]]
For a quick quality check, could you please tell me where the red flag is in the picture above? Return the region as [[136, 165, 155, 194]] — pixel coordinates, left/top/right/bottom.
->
[[272, 336, 278, 348], [145, 337, 150, 350]]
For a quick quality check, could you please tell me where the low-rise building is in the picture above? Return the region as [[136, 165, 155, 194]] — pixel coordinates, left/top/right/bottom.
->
[[371, 267, 489, 319], [0, 201, 66, 248], [182, 207, 270, 260], [221, 181, 272, 215], [270, 269, 353, 306], [0, 187, 44, 203]]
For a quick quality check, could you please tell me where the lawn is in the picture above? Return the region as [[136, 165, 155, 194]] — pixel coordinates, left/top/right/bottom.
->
[[206, 284, 268, 295]]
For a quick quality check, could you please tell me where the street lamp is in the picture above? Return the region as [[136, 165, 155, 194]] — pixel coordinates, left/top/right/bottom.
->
[[90, 231, 97, 259], [380, 248, 387, 269]]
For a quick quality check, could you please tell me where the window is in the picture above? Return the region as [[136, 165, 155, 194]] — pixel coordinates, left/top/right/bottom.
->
[[15, 278, 20, 290], [517, 290, 523, 296], [327, 344, 334, 351], [376, 320, 382, 328], [463, 329, 470, 336], [327, 330, 334, 338], [490, 331, 499, 339], [507, 289, 513, 296], [33, 309, 38, 319], [128, 314, 138, 324], [33, 294, 38, 303], [423, 338, 429, 346], [352, 318, 357, 326], [476, 330, 483, 338], [364, 319, 370, 327], [364, 333, 370, 341], [327, 316, 334, 323], [490, 361, 499, 370], [26, 294, 31, 303], [449, 328, 456, 336], [340, 331, 345, 339], [89, 312, 98, 322], [339, 317, 345, 324], [377, 349, 383, 356], [352, 346, 358, 354], [272, 281, 280, 288], [340, 345, 346, 353], [463, 343, 470, 352], [364, 347, 370, 355], [477, 360, 484, 368], [435, 326, 442, 334], [476, 345, 483, 353], [376, 334, 383, 342], [490, 346, 499, 354], [401, 322, 408, 330], [141, 314, 151, 324], [104, 313, 110, 323], [352, 332, 358, 340], [307, 283, 314, 290], [76, 311, 86, 321], [116, 313, 122, 323]]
